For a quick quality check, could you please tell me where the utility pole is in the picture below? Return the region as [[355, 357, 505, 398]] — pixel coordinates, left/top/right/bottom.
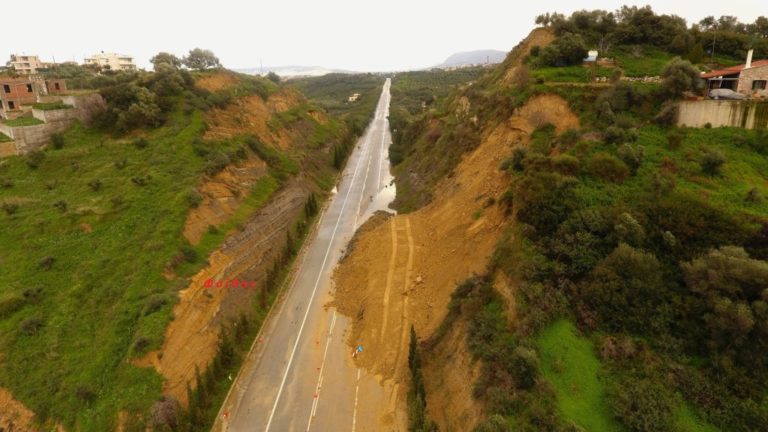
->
[[710, 24, 718, 64]]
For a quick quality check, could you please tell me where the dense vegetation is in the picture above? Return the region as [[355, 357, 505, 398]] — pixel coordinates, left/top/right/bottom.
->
[[392, 7, 768, 432], [289, 73, 384, 169], [0, 53, 353, 430], [536, 7, 767, 68], [385, 67, 487, 210]]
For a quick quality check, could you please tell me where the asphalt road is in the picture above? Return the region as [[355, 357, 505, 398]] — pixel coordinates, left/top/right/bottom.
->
[[214, 78, 400, 432]]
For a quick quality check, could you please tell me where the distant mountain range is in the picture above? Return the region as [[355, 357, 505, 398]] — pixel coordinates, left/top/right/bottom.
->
[[237, 65, 354, 78], [435, 50, 507, 68], [237, 49, 509, 78]]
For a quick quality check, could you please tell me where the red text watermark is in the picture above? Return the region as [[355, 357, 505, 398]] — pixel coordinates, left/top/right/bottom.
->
[[204, 278, 257, 289]]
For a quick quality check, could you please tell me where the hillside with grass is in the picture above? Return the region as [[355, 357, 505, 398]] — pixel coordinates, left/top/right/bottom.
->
[[385, 8, 768, 432], [0, 53, 374, 430]]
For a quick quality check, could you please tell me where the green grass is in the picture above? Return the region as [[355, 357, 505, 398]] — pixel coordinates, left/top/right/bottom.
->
[[536, 319, 623, 432], [572, 126, 768, 220], [32, 102, 73, 110], [532, 65, 614, 83], [0, 132, 11, 142], [3, 116, 44, 126], [0, 100, 301, 429], [674, 402, 720, 432], [613, 46, 676, 77]]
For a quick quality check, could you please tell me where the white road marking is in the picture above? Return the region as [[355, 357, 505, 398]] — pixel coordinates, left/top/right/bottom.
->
[[264, 107, 372, 431], [306, 311, 337, 431], [351, 368, 361, 432], [353, 130, 374, 229]]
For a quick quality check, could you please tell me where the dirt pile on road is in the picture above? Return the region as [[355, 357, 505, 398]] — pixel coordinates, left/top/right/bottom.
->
[[331, 94, 578, 428]]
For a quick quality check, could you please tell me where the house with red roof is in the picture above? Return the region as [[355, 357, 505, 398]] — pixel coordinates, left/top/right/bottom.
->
[[701, 49, 768, 97]]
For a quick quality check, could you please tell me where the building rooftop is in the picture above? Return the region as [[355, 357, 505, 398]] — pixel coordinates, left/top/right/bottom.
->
[[701, 60, 768, 79]]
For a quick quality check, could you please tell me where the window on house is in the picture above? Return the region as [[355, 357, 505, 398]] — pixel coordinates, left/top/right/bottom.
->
[[55, 82, 60, 90], [26, 84, 33, 92], [8, 101, 15, 110], [3, 85, 10, 93], [753, 80, 767, 90]]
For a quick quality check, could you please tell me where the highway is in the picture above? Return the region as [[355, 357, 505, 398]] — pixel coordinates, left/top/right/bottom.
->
[[213, 78, 401, 432]]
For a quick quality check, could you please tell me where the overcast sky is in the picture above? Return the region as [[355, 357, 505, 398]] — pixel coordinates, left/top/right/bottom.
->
[[5, 0, 765, 72]]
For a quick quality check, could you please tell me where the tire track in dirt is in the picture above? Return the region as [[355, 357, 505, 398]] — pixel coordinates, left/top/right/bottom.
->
[[379, 218, 399, 345], [390, 217, 414, 410]]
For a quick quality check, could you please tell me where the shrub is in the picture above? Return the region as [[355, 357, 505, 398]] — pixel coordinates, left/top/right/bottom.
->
[[700, 149, 726, 176], [204, 152, 230, 175], [660, 57, 702, 99], [588, 152, 629, 183], [581, 244, 669, 334], [511, 148, 527, 172], [539, 32, 588, 66], [53, 200, 67, 212], [180, 244, 198, 263], [25, 150, 45, 169], [133, 137, 149, 149], [746, 187, 762, 203], [151, 396, 182, 430], [51, 133, 65, 149], [2, 202, 19, 215], [666, 129, 686, 149], [132, 336, 151, 353], [143, 294, 168, 316], [111, 196, 125, 208], [604, 126, 638, 145], [38, 256, 55, 270], [608, 376, 674, 432], [131, 176, 150, 186], [88, 179, 102, 191], [510, 346, 539, 390], [617, 144, 645, 175], [75, 386, 96, 404], [19, 316, 44, 335], [551, 154, 580, 176], [0, 294, 25, 318], [186, 189, 203, 208]]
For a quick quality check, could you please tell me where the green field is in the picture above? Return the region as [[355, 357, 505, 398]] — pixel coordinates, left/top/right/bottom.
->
[[537, 319, 622, 432], [3, 116, 45, 127], [0, 88, 328, 428]]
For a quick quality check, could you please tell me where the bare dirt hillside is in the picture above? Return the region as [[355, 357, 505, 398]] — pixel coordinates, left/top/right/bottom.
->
[[135, 73, 327, 406], [332, 93, 578, 430], [204, 87, 314, 150], [0, 387, 37, 432], [183, 157, 267, 245], [501, 27, 555, 86]]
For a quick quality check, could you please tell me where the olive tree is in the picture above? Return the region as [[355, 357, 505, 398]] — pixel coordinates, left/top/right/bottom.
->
[[660, 57, 702, 98], [183, 48, 221, 70]]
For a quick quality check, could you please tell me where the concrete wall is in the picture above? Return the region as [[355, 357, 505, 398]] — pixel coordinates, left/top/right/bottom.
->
[[0, 94, 106, 156], [677, 100, 768, 129], [0, 121, 72, 154], [32, 107, 78, 123]]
